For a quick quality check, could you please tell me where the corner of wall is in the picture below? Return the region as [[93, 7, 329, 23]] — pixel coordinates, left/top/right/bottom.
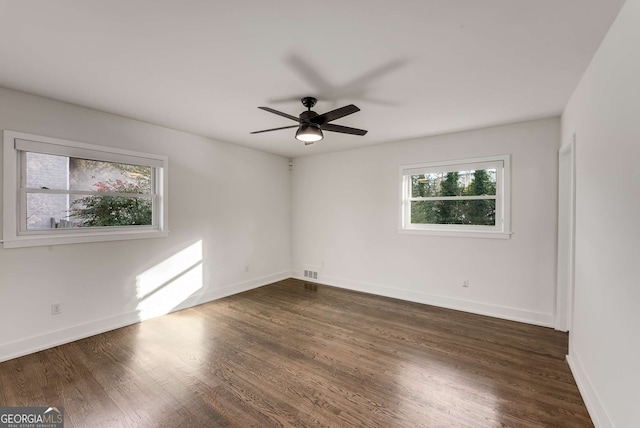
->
[[567, 350, 615, 428]]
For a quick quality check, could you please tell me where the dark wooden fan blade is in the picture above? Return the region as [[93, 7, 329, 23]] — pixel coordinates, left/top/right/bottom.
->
[[311, 104, 360, 125], [322, 123, 368, 136], [258, 107, 300, 122], [250, 125, 299, 134]]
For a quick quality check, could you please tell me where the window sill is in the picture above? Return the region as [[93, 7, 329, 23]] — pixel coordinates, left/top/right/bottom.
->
[[399, 228, 512, 239], [2, 229, 169, 249]]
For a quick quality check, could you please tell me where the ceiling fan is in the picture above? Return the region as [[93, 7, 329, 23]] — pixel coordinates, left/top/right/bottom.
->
[[250, 97, 367, 145]]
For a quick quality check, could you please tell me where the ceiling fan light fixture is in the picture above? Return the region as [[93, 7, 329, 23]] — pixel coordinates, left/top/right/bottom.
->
[[251, 97, 367, 142], [295, 123, 323, 143]]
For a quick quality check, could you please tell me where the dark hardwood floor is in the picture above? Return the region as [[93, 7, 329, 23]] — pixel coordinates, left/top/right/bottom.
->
[[0, 279, 592, 427]]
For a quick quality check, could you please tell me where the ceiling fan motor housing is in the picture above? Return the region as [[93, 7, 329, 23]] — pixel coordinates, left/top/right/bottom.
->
[[299, 110, 319, 124]]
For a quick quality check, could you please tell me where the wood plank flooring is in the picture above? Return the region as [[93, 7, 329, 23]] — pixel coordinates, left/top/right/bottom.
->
[[0, 279, 592, 427]]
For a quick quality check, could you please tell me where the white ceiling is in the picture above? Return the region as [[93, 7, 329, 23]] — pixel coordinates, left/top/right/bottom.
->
[[0, 0, 625, 158]]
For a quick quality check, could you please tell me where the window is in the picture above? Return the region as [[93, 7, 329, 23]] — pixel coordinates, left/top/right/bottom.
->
[[3, 130, 168, 248], [400, 155, 511, 238]]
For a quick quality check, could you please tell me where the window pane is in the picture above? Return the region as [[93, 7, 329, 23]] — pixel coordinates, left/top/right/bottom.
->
[[25, 153, 152, 193], [411, 174, 439, 197], [411, 169, 496, 198], [26, 193, 73, 230], [411, 199, 496, 226], [463, 169, 496, 196], [26, 193, 153, 229], [69, 159, 152, 193], [69, 194, 153, 227], [25, 152, 69, 190], [411, 172, 462, 198]]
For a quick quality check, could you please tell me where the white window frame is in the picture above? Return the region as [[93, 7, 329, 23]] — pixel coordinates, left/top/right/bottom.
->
[[399, 155, 511, 239], [2, 130, 169, 248]]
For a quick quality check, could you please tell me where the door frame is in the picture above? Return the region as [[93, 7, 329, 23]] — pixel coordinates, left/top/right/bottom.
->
[[556, 137, 576, 332]]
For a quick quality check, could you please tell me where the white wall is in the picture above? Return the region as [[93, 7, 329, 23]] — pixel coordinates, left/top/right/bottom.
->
[[562, 0, 640, 426], [0, 87, 291, 362], [292, 118, 560, 326]]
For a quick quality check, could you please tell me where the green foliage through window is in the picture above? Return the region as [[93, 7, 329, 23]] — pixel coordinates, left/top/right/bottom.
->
[[410, 169, 497, 226], [69, 164, 153, 227]]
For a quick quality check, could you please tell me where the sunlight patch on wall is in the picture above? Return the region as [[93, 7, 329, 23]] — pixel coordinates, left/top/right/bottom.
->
[[136, 240, 203, 321]]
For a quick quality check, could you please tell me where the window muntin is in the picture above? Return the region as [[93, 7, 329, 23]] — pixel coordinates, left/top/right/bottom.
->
[[3, 130, 168, 248], [400, 156, 510, 238]]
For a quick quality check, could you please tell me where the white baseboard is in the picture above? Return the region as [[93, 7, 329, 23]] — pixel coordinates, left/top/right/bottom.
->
[[0, 271, 291, 363], [293, 272, 555, 328], [177, 270, 292, 311], [1, 270, 554, 363], [567, 351, 614, 428]]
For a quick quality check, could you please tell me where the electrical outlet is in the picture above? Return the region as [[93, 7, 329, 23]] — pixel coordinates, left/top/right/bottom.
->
[[51, 303, 62, 315], [462, 280, 470, 288]]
